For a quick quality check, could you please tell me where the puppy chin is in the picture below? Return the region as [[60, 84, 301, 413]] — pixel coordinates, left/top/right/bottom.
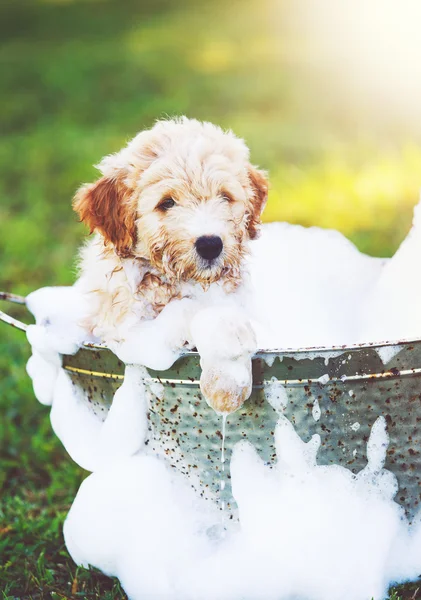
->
[[165, 253, 226, 285], [193, 258, 226, 285], [198, 256, 223, 272]]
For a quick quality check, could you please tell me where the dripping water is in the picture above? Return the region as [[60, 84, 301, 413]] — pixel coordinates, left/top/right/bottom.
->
[[220, 413, 227, 512]]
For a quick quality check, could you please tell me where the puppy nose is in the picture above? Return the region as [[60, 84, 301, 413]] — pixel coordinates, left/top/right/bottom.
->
[[195, 236, 223, 260]]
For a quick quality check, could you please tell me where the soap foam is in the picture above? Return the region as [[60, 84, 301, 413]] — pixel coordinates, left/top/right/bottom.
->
[[23, 211, 421, 599], [50, 365, 149, 472], [264, 377, 289, 412], [26, 292, 150, 471], [63, 415, 420, 600], [248, 223, 385, 349], [361, 193, 421, 342]]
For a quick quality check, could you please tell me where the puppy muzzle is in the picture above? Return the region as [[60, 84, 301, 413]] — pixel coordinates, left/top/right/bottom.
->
[[195, 236, 223, 261]]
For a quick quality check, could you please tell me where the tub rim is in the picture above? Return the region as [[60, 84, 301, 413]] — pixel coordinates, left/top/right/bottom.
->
[[1, 289, 420, 357]]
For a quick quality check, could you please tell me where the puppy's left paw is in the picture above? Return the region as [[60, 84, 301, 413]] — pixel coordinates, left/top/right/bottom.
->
[[200, 358, 253, 414]]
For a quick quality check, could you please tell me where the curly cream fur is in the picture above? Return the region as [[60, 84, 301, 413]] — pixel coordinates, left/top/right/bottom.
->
[[74, 117, 268, 344]]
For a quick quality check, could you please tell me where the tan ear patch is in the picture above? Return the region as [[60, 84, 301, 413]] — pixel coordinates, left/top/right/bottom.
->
[[73, 175, 137, 257], [246, 165, 269, 240]]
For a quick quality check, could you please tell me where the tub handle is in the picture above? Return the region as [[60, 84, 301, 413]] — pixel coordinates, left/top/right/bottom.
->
[[0, 291, 28, 332], [0, 290, 109, 350]]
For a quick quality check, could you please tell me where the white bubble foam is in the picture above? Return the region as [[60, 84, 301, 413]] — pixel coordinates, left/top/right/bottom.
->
[[62, 415, 421, 600], [376, 345, 403, 365], [312, 397, 321, 421], [360, 193, 421, 342], [22, 212, 421, 599], [264, 377, 289, 412]]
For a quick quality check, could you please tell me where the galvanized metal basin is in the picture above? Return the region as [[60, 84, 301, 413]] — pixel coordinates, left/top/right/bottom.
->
[[2, 292, 421, 522]]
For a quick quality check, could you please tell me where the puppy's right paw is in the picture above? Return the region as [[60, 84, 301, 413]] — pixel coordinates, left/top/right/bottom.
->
[[191, 307, 257, 361], [200, 359, 253, 414]]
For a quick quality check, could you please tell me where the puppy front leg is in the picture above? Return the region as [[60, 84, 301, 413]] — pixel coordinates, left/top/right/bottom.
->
[[190, 307, 257, 414], [110, 298, 195, 371]]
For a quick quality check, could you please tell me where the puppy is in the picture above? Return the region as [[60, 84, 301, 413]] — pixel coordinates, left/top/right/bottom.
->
[[73, 117, 268, 413]]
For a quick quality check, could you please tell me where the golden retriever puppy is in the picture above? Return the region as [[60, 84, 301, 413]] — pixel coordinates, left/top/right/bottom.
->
[[73, 117, 268, 413]]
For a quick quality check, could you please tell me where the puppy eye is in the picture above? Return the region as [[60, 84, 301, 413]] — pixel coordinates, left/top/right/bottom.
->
[[157, 197, 176, 211], [221, 192, 235, 203]]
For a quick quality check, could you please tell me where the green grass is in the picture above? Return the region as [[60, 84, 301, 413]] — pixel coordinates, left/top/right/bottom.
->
[[1, 0, 421, 597]]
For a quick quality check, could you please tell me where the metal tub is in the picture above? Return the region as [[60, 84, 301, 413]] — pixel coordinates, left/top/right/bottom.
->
[[2, 292, 421, 522]]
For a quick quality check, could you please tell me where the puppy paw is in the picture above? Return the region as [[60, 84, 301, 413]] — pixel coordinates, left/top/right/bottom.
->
[[200, 358, 253, 414], [191, 307, 257, 362]]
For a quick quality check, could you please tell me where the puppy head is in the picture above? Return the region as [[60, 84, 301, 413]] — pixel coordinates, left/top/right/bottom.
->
[[74, 117, 268, 285]]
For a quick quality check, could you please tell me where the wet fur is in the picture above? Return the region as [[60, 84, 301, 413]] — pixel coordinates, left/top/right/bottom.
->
[[74, 117, 267, 342], [73, 117, 268, 413]]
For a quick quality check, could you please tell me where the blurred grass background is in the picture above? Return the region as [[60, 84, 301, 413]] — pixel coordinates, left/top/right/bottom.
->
[[1, 0, 421, 597]]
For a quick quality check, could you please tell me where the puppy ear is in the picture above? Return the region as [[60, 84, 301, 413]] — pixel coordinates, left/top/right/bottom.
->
[[73, 174, 137, 258], [246, 165, 269, 240]]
